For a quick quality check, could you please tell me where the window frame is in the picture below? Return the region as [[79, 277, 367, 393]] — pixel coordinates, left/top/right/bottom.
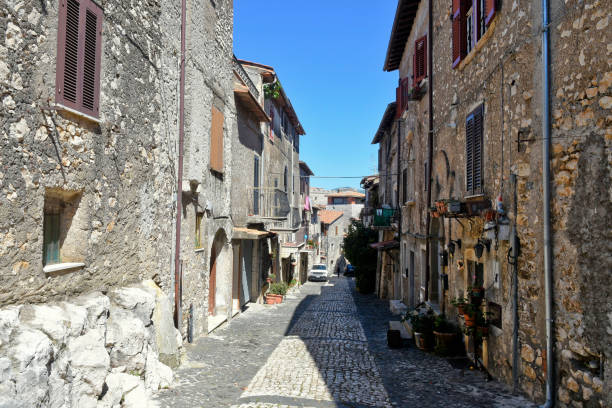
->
[[465, 104, 484, 196], [55, 0, 103, 118]]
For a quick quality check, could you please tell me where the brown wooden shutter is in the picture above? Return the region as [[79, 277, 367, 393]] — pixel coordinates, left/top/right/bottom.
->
[[396, 86, 401, 118], [414, 36, 427, 84], [56, 0, 102, 118], [466, 113, 474, 194], [210, 107, 224, 173], [485, 0, 496, 26], [465, 105, 483, 195], [473, 105, 484, 194], [452, 0, 468, 68]]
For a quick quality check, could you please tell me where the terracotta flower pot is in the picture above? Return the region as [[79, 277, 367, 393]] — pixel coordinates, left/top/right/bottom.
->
[[433, 331, 456, 349], [265, 294, 283, 304], [464, 314, 476, 327], [457, 305, 466, 315]]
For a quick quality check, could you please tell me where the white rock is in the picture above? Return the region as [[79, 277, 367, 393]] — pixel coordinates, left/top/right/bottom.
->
[[106, 309, 147, 373], [5, 22, 23, 50], [144, 347, 173, 391], [20, 303, 87, 346], [74, 292, 111, 329], [11, 328, 54, 407], [67, 328, 110, 404], [0, 60, 9, 82], [98, 373, 141, 408], [109, 285, 156, 326], [0, 305, 21, 347], [145, 280, 181, 368], [122, 380, 151, 408], [9, 119, 29, 142]]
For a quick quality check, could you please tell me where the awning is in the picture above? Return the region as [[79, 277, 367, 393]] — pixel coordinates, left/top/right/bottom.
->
[[233, 227, 274, 240], [369, 240, 400, 250], [234, 83, 270, 122]]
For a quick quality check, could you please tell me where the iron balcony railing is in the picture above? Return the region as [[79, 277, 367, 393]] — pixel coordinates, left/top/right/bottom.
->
[[373, 208, 399, 228], [247, 187, 290, 219]]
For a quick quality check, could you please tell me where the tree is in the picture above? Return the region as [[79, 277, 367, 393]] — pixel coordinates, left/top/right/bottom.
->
[[343, 220, 378, 294]]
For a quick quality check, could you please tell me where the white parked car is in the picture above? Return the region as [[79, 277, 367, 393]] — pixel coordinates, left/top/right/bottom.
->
[[307, 264, 328, 282]]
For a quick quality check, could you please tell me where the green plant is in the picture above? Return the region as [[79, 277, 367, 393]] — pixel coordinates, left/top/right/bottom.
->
[[462, 303, 478, 317], [406, 307, 435, 334], [289, 279, 298, 287], [343, 220, 378, 294], [450, 296, 468, 308], [433, 314, 456, 334], [268, 273, 276, 281], [264, 81, 282, 99], [268, 282, 288, 295]]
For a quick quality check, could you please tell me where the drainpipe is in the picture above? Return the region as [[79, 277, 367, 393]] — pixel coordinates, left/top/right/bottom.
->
[[424, 0, 434, 302], [511, 173, 519, 393], [174, 0, 187, 330], [541, 0, 554, 406]]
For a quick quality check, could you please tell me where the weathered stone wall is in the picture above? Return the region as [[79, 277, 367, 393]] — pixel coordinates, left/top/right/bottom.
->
[[0, 0, 179, 306], [0, 0, 237, 342], [430, 0, 611, 406], [0, 280, 181, 408]]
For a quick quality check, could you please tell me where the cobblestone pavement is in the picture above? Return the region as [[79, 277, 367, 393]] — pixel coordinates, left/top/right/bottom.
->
[[154, 277, 536, 408]]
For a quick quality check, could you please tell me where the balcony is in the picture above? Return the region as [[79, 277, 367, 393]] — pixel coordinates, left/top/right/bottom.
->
[[373, 208, 399, 229], [247, 187, 290, 219]]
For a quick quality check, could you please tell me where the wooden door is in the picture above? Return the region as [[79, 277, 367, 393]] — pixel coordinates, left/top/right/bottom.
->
[[209, 246, 217, 315]]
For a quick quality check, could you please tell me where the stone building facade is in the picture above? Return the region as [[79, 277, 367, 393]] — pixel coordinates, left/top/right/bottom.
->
[[375, 0, 611, 406], [0, 0, 252, 405]]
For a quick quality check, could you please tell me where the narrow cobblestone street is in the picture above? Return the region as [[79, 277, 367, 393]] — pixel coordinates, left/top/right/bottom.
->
[[154, 277, 535, 408]]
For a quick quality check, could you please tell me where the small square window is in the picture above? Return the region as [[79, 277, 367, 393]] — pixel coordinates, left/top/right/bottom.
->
[[195, 213, 203, 249]]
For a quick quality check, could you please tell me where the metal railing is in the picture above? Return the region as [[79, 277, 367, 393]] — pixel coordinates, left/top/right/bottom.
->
[[247, 187, 290, 219], [373, 208, 399, 228], [233, 55, 259, 100]]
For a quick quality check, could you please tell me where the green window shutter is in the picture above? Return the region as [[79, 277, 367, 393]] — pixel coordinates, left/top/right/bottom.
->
[[44, 213, 60, 265]]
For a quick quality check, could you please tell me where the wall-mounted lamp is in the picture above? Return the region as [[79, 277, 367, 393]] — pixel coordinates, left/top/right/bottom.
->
[[474, 239, 491, 259], [448, 239, 462, 256]]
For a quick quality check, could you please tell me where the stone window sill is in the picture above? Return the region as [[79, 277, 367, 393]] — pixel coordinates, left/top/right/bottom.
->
[[43, 262, 85, 275], [53, 103, 102, 124], [195, 248, 206, 253]]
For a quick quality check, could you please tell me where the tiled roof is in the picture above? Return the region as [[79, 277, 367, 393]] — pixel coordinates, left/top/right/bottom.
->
[[327, 191, 365, 198], [319, 210, 343, 224]]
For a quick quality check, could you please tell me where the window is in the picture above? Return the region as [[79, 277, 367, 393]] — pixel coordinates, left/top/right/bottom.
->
[[466, 105, 484, 195], [332, 197, 346, 205], [335, 226, 338, 235], [413, 35, 427, 85], [56, 0, 103, 118], [210, 106, 224, 173], [269, 107, 275, 140], [253, 156, 260, 215], [43, 190, 83, 267], [195, 213, 203, 249], [452, 0, 496, 68], [396, 77, 410, 117]]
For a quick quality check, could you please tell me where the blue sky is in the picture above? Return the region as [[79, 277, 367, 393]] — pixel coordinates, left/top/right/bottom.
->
[[234, 1, 398, 190]]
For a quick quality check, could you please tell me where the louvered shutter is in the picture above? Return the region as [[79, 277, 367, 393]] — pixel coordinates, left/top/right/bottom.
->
[[414, 36, 427, 83], [465, 113, 475, 194], [485, 0, 496, 26], [56, 0, 103, 118], [396, 86, 401, 118], [210, 107, 224, 173], [473, 105, 484, 194], [452, 0, 467, 68]]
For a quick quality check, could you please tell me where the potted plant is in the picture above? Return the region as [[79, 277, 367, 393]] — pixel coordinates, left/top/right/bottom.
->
[[265, 281, 287, 304], [450, 296, 469, 315], [266, 273, 276, 284], [406, 307, 435, 350], [433, 314, 457, 355], [462, 303, 478, 328], [468, 286, 485, 305]]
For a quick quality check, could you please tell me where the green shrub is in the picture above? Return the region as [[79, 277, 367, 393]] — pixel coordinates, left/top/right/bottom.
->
[[342, 221, 377, 294], [269, 282, 288, 295]]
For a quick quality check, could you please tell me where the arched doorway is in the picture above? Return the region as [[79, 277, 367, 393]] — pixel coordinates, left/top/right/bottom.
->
[[209, 229, 229, 317]]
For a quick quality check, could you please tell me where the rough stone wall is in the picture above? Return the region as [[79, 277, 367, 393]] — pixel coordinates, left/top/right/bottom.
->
[[430, 0, 611, 406], [0, 280, 181, 408], [0, 0, 179, 306]]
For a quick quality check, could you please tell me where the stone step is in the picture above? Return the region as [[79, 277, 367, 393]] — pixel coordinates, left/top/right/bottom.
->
[[389, 320, 412, 339]]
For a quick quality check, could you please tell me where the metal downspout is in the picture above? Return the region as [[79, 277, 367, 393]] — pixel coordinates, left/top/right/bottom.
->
[[174, 0, 187, 330], [424, 0, 434, 302], [541, 0, 554, 406]]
